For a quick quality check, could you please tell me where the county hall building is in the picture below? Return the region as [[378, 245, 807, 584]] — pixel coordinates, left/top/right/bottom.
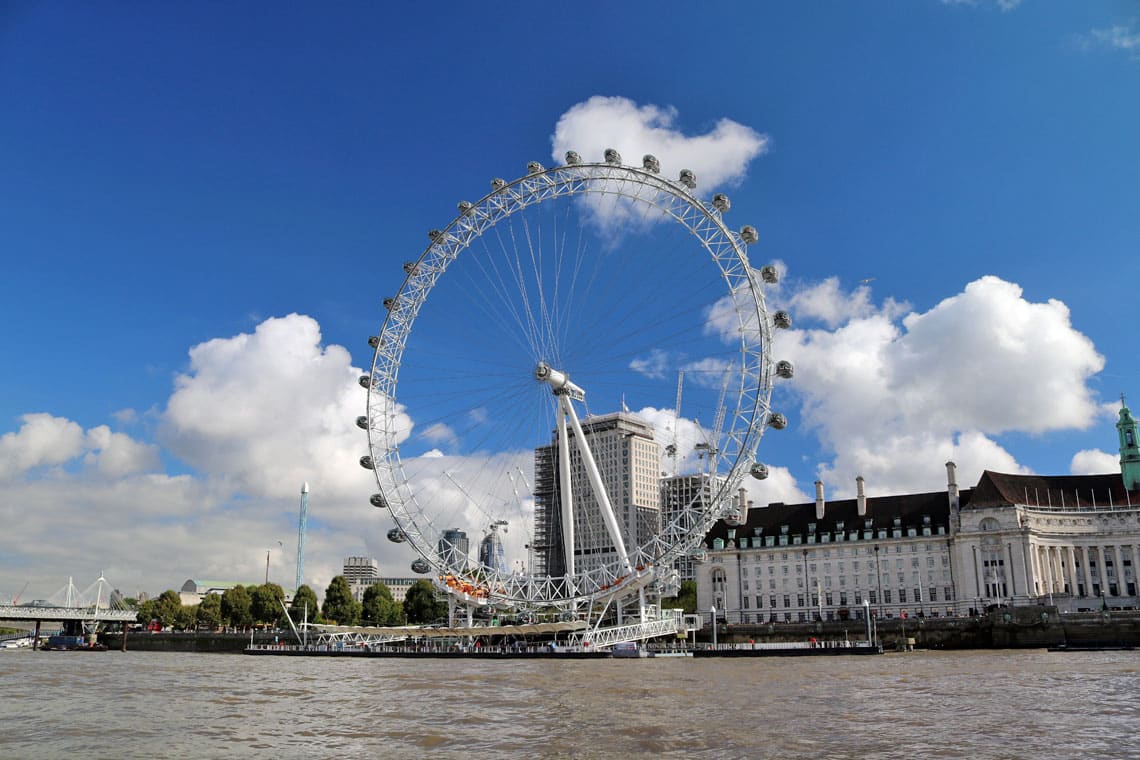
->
[[696, 399, 1140, 622]]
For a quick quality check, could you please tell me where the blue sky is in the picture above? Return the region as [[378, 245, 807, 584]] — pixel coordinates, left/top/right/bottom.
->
[[2, 1, 1138, 600]]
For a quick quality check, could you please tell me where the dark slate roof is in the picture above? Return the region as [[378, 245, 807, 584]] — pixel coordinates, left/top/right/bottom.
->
[[967, 470, 1132, 510], [705, 488, 969, 546]]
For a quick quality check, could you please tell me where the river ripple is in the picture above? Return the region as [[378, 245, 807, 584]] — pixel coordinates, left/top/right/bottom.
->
[[1, 649, 1137, 759]]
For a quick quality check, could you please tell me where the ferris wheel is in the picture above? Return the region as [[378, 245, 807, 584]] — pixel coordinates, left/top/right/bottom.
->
[[359, 150, 791, 611]]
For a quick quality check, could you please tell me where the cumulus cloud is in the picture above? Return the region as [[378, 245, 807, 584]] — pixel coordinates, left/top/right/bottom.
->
[[552, 96, 767, 186], [766, 274, 1104, 497], [0, 413, 158, 480], [0, 413, 87, 478], [161, 314, 376, 505], [0, 315, 419, 599], [550, 96, 767, 230], [787, 278, 908, 329], [1071, 449, 1119, 475]]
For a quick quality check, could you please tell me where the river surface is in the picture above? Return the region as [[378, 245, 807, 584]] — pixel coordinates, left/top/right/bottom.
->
[[1, 648, 1137, 759]]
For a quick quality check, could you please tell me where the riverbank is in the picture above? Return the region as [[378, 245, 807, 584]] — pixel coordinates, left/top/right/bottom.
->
[[93, 606, 1140, 653]]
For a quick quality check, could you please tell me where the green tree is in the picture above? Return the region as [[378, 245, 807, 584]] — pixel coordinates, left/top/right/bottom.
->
[[250, 583, 286, 626], [153, 589, 183, 628], [197, 593, 223, 630], [403, 579, 446, 624], [289, 584, 322, 624], [221, 585, 253, 629], [361, 582, 403, 626], [175, 603, 198, 631], [135, 598, 157, 626], [321, 575, 360, 625], [661, 580, 697, 614]]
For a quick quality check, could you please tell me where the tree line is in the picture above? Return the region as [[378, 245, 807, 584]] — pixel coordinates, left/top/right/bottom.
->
[[133, 576, 448, 631]]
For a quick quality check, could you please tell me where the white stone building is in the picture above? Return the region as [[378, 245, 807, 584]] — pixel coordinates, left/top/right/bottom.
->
[[696, 400, 1140, 620]]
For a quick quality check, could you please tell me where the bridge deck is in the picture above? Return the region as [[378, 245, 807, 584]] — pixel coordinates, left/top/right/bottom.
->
[[0, 605, 136, 622]]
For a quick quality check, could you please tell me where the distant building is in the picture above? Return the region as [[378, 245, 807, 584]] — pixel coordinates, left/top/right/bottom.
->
[[478, 524, 508, 574], [660, 472, 724, 582], [438, 528, 470, 571], [342, 556, 420, 603], [533, 411, 661, 577], [343, 556, 380, 602], [179, 579, 250, 606], [696, 399, 1140, 622]]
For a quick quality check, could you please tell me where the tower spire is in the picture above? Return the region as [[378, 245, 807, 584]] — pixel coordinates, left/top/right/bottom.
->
[[1117, 396, 1140, 491]]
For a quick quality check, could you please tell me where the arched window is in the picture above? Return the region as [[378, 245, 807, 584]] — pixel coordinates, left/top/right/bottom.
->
[[979, 517, 1000, 532]]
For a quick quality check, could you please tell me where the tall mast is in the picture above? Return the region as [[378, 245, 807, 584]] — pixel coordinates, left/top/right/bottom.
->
[[295, 482, 310, 591]]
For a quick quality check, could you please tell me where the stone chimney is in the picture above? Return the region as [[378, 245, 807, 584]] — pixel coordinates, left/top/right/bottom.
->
[[856, 476, 867, 516], [815, 480, 825, 520], [946, 461, 961, 533]]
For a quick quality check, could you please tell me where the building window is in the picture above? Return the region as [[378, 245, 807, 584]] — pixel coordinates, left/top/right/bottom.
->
[[783, 595, 791, 608], [884, 590, 892, 603]]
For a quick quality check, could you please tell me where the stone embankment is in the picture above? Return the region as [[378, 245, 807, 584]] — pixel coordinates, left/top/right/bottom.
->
[[717, 606, 1140, 650], [99, 606, 1140, 653]]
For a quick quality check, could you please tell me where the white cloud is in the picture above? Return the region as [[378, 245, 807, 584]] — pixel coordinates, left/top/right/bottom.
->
[[161, 313, 377, 505], [552, 96, 767, 187], [83, 425, 161, 478], [0, 315, 418, 599], [769, 274, 1103, 496], [1071, 449, 1119, 475], [786, 277, 908, 329], [550, 96, 768, 230], [0, 413, 87, 478]]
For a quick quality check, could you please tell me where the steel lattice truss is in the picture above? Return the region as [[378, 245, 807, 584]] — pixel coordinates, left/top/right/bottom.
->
[[363, 157, 778, 610]]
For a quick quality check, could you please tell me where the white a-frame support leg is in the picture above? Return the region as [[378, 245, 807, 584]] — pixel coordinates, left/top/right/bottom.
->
[[537, 363, 635, 589]]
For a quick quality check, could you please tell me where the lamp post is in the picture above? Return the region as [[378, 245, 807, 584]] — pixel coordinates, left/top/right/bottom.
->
[[711, 605, 717, 649], [265, 540, 282, 584]]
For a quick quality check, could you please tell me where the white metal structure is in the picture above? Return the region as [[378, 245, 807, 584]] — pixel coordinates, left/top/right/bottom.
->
[[360, 150, 786, 612]]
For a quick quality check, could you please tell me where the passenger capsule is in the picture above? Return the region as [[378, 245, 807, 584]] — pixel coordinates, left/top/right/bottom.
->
[[768, 412, 788, 430], [359, 455, 374, 470], [773, 311, 792, 329], [387, 527, 407, 543], [604, 148, 621, 165], [724, 508, 745, 527], [527, 161, 544, 174], [383, 297, 398, 311], [750, 462, 770, 480], [775, 360, 795, 379], [712, 194, 730, 212], [643, 154, 660, 173], [565, 151, 582, 165], [368, 335, 381, 349], [428, 229, 446, 243], [457, 200, 474, 215], [358, 374, 373, 389], [491, 178, 507, 191], [740, 226, 759, 245], [402, 261, 419, 275], [759, 265, 779, 284], [679, 169, 696, 189], [411, 558, 431, 574], [355, 415, 369, 430], [691, 550, 709, 564], [369, 493, 387, 509]]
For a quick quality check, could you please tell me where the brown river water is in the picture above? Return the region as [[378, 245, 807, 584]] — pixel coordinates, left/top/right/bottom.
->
[[1, 648, 1137, 759]]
